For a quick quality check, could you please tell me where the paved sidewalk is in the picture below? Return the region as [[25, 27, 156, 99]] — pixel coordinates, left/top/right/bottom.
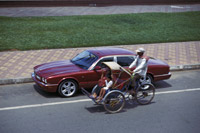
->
[[0, 4, 200, 17], [0, 41, 200, 84]]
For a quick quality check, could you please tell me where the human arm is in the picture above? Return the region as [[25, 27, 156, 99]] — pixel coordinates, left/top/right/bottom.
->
[[104, 80, 113, 90], [129, 56, 138, 69]]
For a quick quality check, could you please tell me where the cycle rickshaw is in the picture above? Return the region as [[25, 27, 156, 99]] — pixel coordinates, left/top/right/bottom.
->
[[81, 62, 155, 113]]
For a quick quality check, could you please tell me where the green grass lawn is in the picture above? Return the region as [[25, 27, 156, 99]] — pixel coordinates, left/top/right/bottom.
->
[[0, 11, 200, 51]]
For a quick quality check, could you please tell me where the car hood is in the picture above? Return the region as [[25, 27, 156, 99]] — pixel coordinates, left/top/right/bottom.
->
[[34, 60, 83, 77]]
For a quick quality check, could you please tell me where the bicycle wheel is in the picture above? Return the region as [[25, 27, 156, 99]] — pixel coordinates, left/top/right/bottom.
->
[[136, 83, 155, 105], [103, 91, 125, 114]]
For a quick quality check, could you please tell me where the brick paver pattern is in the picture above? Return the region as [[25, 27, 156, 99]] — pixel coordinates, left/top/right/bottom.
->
[[0, 41, 200, 79]]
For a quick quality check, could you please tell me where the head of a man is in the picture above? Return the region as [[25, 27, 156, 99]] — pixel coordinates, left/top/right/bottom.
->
[[136, 48, 145, 57]]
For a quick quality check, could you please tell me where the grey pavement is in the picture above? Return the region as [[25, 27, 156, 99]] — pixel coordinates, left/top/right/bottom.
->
[[0, 70, 200, 133], [0, 4, 200, 17]]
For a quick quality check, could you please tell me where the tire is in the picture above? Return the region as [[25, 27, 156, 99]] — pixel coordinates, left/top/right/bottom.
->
[[58, 80, 78, 97], [136, 83, 155, 105], [139, 74, 153, 90], [139, 74, 153, 84], [103, 91, 125, 114]]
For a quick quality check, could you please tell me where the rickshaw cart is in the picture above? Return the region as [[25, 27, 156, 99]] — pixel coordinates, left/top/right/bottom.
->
[[81, 62, 155, 113]]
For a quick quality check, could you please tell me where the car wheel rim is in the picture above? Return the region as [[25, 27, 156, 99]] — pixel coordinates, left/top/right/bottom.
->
[[139, 76, 152, 90], [61, 81, 76, 97], [140, 76, 151, 84]]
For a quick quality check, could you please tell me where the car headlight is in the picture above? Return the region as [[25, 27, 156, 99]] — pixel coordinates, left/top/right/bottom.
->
[[42, 78, 47, 84], [36, 75, 41, 81]]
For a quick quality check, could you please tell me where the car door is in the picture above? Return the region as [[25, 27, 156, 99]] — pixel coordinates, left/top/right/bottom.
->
[[80, 57, 114, 89]]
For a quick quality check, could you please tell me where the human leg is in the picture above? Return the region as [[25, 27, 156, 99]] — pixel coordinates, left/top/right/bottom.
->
[[97, 88, 105, 101], [131, 73, 141, 89], [100, 89, 106, 100], [91, 85, 101, 99]]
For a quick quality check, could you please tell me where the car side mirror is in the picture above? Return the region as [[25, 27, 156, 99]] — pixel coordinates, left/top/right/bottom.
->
[[94, 66, 101, 70]]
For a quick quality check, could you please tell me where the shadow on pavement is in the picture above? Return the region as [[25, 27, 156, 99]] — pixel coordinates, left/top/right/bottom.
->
[[33, 84, 58, 98], [85, 100, 156, 114], [154, 81, 172, 89], [85, 104, 106, 113], [124, 100, 156, 111], [33, 83, 86, 98], [85, 105, 128, 114]]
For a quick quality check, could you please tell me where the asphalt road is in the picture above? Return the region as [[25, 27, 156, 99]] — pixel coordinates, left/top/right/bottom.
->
[[0, 69, 200, 133]]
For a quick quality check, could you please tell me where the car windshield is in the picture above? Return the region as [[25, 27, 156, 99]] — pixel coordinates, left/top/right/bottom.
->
[[71, 51, 98, 69]]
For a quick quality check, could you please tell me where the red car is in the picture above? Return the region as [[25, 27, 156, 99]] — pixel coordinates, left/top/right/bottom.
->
[[32, 47, 171, 97]]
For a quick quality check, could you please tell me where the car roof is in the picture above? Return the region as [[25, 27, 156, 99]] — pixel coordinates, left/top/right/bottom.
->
[[87, 47, 135, 58]]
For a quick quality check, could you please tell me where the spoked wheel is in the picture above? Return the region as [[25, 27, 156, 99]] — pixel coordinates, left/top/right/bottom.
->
[[136, 83, 155, 105], [103, 91, 125, 114]]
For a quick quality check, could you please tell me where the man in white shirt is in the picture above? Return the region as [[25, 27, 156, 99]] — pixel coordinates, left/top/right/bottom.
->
[[129, 48, 149, 89]]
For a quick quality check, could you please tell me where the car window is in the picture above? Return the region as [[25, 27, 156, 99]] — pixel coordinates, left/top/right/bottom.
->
[[96, 57, 114, 68], [71, 51, 98, 69], [117, 56, 135, 66]]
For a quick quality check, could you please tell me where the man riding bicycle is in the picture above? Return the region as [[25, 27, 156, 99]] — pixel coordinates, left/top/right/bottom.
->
[[129, 48, 149, 89]]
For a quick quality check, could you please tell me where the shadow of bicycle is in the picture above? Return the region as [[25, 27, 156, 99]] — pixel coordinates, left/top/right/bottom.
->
[[85, 100, 156, 114], [154, 81, 172, 89], [85, 104, 106, 113]]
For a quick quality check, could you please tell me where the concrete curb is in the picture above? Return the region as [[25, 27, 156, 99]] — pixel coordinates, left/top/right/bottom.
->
[[0, 77, 33, 85], [0, 64, 200, 85], [170, 64, 200, 71]]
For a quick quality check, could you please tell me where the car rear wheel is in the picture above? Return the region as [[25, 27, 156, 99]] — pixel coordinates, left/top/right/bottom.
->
[[139, 74, 153, 84], [58, 80, 78, 97], [139, 74, 153, 90]]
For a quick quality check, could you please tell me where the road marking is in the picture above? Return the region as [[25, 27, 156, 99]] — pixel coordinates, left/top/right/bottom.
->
[[0, 99, 91, 111], [155, 88, 200, 95], [171, 6, 184, 9], [170, 6, 191, 9], [0, 88, 200, 111]]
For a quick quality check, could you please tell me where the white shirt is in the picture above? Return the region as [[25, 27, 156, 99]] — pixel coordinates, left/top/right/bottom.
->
[[103, 80, 113, 90], [129, 55, 148, 77]]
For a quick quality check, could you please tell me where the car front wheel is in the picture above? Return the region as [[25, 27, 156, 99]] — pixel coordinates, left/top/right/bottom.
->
[[58, 80, 78, 97]]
